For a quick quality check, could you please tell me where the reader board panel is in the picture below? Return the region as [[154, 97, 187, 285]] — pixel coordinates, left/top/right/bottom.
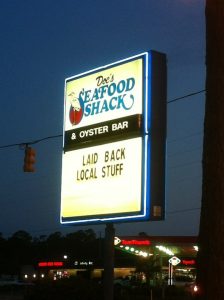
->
[[60, 137, 148, 224]]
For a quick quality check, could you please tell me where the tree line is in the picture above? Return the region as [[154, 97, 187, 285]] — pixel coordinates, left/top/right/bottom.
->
[[0, 229, 105, 276]]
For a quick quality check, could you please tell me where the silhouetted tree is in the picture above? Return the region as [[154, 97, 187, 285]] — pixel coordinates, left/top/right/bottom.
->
[[65, 229, 97, 259], [1, 229, 99, 275], [6, 230, 33, 274], [138, 232, 148, 237], [135, 256, 161, 285], [0, 233, 7, 275], [46, 231, 65, 259]]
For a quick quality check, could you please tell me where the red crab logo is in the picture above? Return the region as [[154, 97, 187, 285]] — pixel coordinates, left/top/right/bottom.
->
[[68, 92, 84, 125]]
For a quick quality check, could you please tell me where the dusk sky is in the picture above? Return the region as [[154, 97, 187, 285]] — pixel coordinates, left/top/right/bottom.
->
[[0, 0, 205, 238]]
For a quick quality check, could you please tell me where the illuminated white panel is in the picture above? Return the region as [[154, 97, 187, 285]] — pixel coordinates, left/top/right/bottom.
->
[[61, 138, 143, 222], [64, 55, 145, 131]]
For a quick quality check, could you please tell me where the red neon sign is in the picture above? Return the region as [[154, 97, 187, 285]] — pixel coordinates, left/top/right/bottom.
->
[[54, 262, 64, 267], [38, 261, 64, 267], [182, 259, 196, 265], [121, 239, 151, 246]]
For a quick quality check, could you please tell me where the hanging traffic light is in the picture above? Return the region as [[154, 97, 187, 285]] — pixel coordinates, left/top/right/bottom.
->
[[23, 146, 36, 172]]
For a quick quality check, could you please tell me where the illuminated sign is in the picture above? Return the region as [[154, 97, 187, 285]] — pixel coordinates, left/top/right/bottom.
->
[[64, 57, 143, 134], [74, 261, 93, 267], [114, 237, 151, 246], [169, 256, 181, 266], [38, 262, 64, 267], [121, 239, 151, 246], [182, 259, 196, 266], [61, 51, 166, 225]]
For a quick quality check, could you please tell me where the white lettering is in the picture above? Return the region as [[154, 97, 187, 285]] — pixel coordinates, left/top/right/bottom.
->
[[112, 121, 128, 131], [79, 125, 108, 138]]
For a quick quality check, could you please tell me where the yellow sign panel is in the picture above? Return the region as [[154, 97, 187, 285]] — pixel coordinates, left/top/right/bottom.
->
[[64, 58, 143, 131], [61, 138, 142, 221]]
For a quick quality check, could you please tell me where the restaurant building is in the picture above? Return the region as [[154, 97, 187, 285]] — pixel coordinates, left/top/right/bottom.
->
[[28, 236, 198, 285]]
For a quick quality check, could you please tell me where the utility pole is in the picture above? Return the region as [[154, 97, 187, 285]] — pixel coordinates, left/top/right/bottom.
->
[[197, 1, 224, 299], [103, 223, 115, 300]]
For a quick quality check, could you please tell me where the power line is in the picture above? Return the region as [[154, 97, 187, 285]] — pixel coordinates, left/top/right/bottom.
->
[[30, 134, 63, 145], [0, 89, 206, 150], [0, 134, 63, 150], [167, 89, 205, 104]]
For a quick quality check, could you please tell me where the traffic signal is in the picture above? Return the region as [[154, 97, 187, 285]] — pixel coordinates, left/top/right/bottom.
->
[[23, 146, 36, 172]]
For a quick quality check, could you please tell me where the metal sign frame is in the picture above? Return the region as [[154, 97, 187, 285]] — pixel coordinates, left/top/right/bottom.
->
[[60, 51, 166, 225]]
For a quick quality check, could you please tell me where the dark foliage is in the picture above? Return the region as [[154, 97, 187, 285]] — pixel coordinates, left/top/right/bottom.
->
[[0, 229, 100, 276]]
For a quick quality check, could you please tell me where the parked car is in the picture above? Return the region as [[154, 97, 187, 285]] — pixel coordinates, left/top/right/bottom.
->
[[173, 275, 195, 287], [114, 277, 132, 289], [0, 279, 34, 286]]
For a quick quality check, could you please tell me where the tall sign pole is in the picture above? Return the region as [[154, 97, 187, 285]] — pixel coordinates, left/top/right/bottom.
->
[[60, 51, 166, 299], [197, 1, 224, 299], [103, 223, 115, 300]]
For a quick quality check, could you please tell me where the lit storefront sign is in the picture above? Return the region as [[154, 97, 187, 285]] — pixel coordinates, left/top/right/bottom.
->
[[74, 260, 94, 267], [114, 236, 151, 246], [169, 256, 181, 266], [38, 261, 64, 267], [182, 259, 196, 266], [121, 239, 151, 246], [60, 51, 166, 225]]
